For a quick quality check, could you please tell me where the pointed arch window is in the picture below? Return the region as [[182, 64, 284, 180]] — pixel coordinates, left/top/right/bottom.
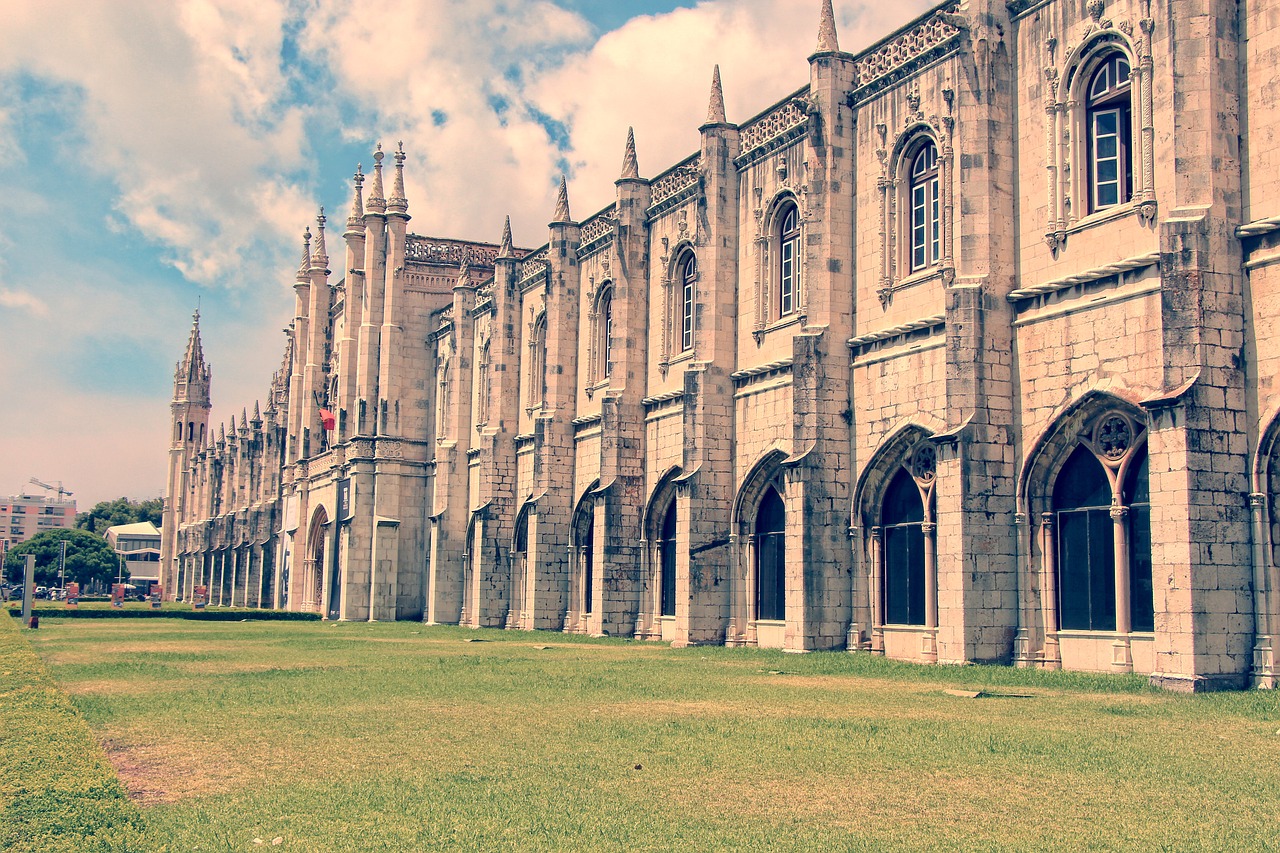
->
[[680, 253, 696, 352], [909, 141, 941, 273], [882, 468, 926, 626], [597, 285, 614, 381], [778, 203, 800, 318], [1087, 53, 1132, 212], [755, 486, 785, 622], [528, 316, 548, 410], [1049, 414, 1153, 634], [1054, 445, 1116, 631], [660, 499, 677, 617]]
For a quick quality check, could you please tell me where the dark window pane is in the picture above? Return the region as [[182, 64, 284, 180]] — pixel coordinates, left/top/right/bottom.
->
[[756, 488, 785, 621], [884, 523, 925, 625], [1057, 507, 1116, 631], [1053, 445, 1111, 510], [660, 501, 677, 617], [883, 468, 924, 525], [583, 513, 594, 614]]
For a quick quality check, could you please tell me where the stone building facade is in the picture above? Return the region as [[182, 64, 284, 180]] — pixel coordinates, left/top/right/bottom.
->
[[161, 0, 1280, 691]]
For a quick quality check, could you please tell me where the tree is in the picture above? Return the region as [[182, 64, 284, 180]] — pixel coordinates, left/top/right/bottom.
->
[[75, 497, 163, 535], [4, 529, 121, 588]]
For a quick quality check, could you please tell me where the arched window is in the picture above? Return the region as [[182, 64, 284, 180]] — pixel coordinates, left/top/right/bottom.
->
[[778, 204, 800, 317], [680, 253, 696, 352], [909, 140, 941, 273], [1124, 444, 1154, 632], [659, 499, 677, 617], [1053, 445, 1115, 631], [755, 486, 785, 621], [1087, 52, 1132, 212], [529, 315, 547, 408], [476, 340, 490, 427], [597, 286, 613, 381], [882, 468, 926, 626]]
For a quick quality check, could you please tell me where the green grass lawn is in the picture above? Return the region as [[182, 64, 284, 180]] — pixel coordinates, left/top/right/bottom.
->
[[10, 618, 1280, 851]]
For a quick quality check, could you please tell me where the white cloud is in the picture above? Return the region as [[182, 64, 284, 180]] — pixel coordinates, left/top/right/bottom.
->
[[0, 0, 308, 289], [0, 288, 48, 317]]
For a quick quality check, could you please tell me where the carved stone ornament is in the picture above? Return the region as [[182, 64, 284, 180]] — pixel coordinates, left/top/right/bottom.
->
[[911, 442, 937, 483], [1095, 414, 1132, 460]]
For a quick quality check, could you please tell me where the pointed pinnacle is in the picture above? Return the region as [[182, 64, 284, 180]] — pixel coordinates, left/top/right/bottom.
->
[[620, 127, 640, 180], [367, 143, 386, 214], [456, 260, 471, 288], [388, 141, 408, 214], [816, 0, 839, 53], [498, 215, 514, 258], [312, 208, 329, 269], [706, 65, 727, 124], [296, 227, 312, 282], [252, 400, 262, 422], [347, 163, 365, 229], [552, 175, 571, 223]]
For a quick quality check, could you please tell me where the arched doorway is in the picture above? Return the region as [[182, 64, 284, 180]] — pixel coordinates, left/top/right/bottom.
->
[[304, 506, 328, 614], [570, 487, 597, 633], [509, 503, 531, 629], [755, 486, 786, 623]]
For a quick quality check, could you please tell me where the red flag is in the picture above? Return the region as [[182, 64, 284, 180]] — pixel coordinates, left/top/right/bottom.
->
[[319, 408, 336, 431]]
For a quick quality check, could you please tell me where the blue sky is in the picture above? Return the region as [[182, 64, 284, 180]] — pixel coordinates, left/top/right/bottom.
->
[[0, 0, 934, 508]]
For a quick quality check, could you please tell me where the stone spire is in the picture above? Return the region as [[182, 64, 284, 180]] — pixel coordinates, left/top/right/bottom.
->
[[498, 215, 514, 258], [816, 0, 839, 53], [218, 422, 226, 445], [455, 260, 472, 289], [552, 175, 572, 223], [619, 127, 640, 180], [366, 144, 386, 214], [251, 400, 262, 425], [295, 228, 312, 284], [311, 208, 329, 271], [706, 65, 727, 124], [387, 141, 408, 215], [175, 308, 211, 401], [240, 407, 250, 435], [346, 164, 365, 231]]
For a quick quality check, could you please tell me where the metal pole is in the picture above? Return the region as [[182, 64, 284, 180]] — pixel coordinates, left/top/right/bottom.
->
[[59, 540, 67, 592]]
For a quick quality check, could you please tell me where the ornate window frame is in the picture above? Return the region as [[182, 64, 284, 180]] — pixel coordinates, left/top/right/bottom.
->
[[751, 194, 807, 344], [525, 310, 547, 416], [1042, 4, 1156, 252], [659, 245, 698, 374], [585, 282, 613, 398], [1033, 407, 1153, 670], [1085, 52, 1133, 213], [875, 108, 954, 308]]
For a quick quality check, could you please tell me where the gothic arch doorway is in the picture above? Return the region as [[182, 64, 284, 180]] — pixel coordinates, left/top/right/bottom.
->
[[570, 485, 598, 633], [304, 506, 329, 615], [732, 451, 790, 648]]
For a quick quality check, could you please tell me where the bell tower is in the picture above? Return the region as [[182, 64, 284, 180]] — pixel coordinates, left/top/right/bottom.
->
[[160, 309, 212, 599]]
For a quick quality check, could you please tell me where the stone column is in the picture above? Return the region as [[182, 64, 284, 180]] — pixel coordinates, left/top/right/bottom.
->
[[922, 521, 938, 662], [1111, 505, 1133, 673], [1249, 493, 1277, 687], [1039, 514, 1061, 669]]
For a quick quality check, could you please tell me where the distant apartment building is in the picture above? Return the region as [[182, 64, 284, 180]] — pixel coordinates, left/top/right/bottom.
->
[[104, 521, 162, 593], [0, 494, 76, 559]]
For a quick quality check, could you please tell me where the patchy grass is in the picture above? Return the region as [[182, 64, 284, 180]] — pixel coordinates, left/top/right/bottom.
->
[[0, 612, 146, 852], [17, 618, 1280, 851]]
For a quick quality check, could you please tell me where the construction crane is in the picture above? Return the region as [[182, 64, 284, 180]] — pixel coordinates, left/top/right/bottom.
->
[[28, 477, 73, 501]]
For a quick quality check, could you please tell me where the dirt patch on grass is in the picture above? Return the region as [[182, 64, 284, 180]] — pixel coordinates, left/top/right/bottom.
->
[[62, 678, 186, 697], [101, 737, 238, 807]]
